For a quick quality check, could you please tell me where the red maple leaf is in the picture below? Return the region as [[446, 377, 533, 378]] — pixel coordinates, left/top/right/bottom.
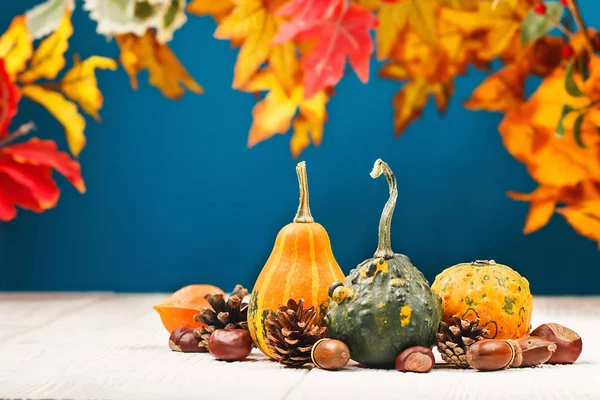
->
[[0, 59, 85, 222], [273, 0, 377, 98]]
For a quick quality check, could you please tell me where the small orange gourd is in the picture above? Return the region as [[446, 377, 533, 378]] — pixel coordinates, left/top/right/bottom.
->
[[247, 162, 345, 358]]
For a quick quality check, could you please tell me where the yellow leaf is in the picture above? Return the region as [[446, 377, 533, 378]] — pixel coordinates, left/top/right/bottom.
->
[[376, 0, 437, 59], [22, 85, 86, 156], [116, 30, 203, 100], [557, 201, 600, 248], [60, 55, 117, 120], [465, 65, 525, 112], [354, 0, 381, 11], [241, 69, 328, 154], [0, 16, 32, 78], [438, 0, 478, 10], [214, 0, 293, 89], [187, 0, 235, 21], [508, 186, 563, 234], [290, 116, 323, 159], [19, 12, 72, 84], [392, 79, 449, 135]]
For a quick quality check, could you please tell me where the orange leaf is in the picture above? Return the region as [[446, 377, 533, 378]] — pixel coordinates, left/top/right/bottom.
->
[[153, 284, 225, 333], [465, 65, 526, 112], [507, 186, 565, 234], [557, 201, 600, 248], [0, 137, 85, 222], [187, 0, 235, 21]]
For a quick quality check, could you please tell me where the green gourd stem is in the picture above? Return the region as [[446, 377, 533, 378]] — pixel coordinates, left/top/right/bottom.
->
[[293, 161, 314, 223], [370, 159, 397, 259]]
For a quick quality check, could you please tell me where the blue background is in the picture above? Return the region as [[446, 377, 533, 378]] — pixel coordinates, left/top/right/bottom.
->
[[1, 1, 599, 294]]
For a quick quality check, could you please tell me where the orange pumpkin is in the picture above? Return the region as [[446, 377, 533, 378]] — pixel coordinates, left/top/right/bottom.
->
[[154, 284, 224, 333], [247, 162, 345, 358], [431, 260, 533, 339]]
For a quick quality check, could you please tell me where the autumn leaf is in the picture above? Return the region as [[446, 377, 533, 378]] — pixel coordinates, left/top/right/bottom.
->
[[19, 12, 73, 84], [377, 0, 437, 59], [388, 78, 452, 135], [465, 65, 526, 112], [187, 0, 235, 21], [0, 137, 85, 222], [22, 84, 87, 157], [508, 186, 564, 234], [273, 0, 377, 98], [557, 201, 600, 248], [0, 16, 33, 78], [0, 60, 21, 137], [60, 55, 117, 121], [214, 0, 296, 90], [116, 30, 203, 100], [240, 69, 328, 154]]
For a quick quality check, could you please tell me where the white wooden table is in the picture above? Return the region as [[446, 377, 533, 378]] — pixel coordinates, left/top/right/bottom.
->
[[0, 293, 598, 400]]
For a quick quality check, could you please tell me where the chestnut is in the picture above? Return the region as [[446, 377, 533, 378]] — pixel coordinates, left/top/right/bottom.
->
[[395, 346, 434, 373], [169, 326, 203, 352], [531, 323, 582, 364], [208, 329, 253, 361], [466, 338, 556, 371], [311, 339, 350, 370]]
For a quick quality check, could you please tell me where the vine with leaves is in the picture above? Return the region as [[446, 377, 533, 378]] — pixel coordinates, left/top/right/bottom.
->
[[0, 0, 598, 248]]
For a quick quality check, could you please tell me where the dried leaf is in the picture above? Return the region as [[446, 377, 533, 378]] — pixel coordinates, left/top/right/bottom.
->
[[116, 30, 203, 100], [19, 12, 73, 84], [22, 85, 87, 157], [0, 137, 85, 222], [465, 65, 526, 112], [60, 55, 117, 120], [0, 16, 33, 78]]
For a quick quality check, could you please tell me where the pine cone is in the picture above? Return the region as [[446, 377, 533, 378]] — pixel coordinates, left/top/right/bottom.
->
[[193, 285, 248, 351], [265, 298, 327, 367], [436, 315, 489, 368]]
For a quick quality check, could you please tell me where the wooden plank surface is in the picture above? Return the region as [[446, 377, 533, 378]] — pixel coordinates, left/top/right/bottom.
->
[[0, 294, 598, 400]]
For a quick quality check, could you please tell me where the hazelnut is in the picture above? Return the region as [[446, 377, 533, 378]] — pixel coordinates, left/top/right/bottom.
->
[[311, 339, 351, 370], [395, 346, 434, 373], [510, 337, 556, 367], [466, 339, 518, 371], [531, 323, 582, 364], [169, 326, 203, 352], [208, 329, 253, 361]]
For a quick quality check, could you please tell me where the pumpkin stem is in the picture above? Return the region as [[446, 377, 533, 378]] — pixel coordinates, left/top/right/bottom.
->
[[293, 161, 314, 223], [371, 159, 397, 259]]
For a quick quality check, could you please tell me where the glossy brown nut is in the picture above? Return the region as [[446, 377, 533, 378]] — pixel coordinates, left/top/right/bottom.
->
[[311, 339, 350, 371], [466, 339, 517, 371], [395, 346, 434, 373], [531, 323, 582, 364], [208, 329, 253, 361], [169, 326, 203, 352], [510, 337, 557, 367]]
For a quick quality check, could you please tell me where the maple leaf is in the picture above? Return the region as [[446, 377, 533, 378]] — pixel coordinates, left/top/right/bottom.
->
[[18, 12, 73, 84], [557, 201, 600, 248], [21, 84, 87, 157], [0, 16, 33, 78], [239, 69, 328, 155], [465, 65, 526, 112], [508, 186, 568, 234], [116, 30, 203, 100], [214, 0, 296, 90], [0, 137, 86, 222], [187, 0, 235, 21], [376, 0, 437, 59], [273, 0, 377, 98], [60, 55, 117, 121]]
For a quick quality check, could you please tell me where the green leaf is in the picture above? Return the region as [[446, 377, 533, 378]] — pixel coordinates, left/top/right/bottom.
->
[[573, 113, 586, 148], [565, 60, 585, 97], [25, 0, 75, 40], [556, 105, 575, 137], [521, 2, 565, 44]]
